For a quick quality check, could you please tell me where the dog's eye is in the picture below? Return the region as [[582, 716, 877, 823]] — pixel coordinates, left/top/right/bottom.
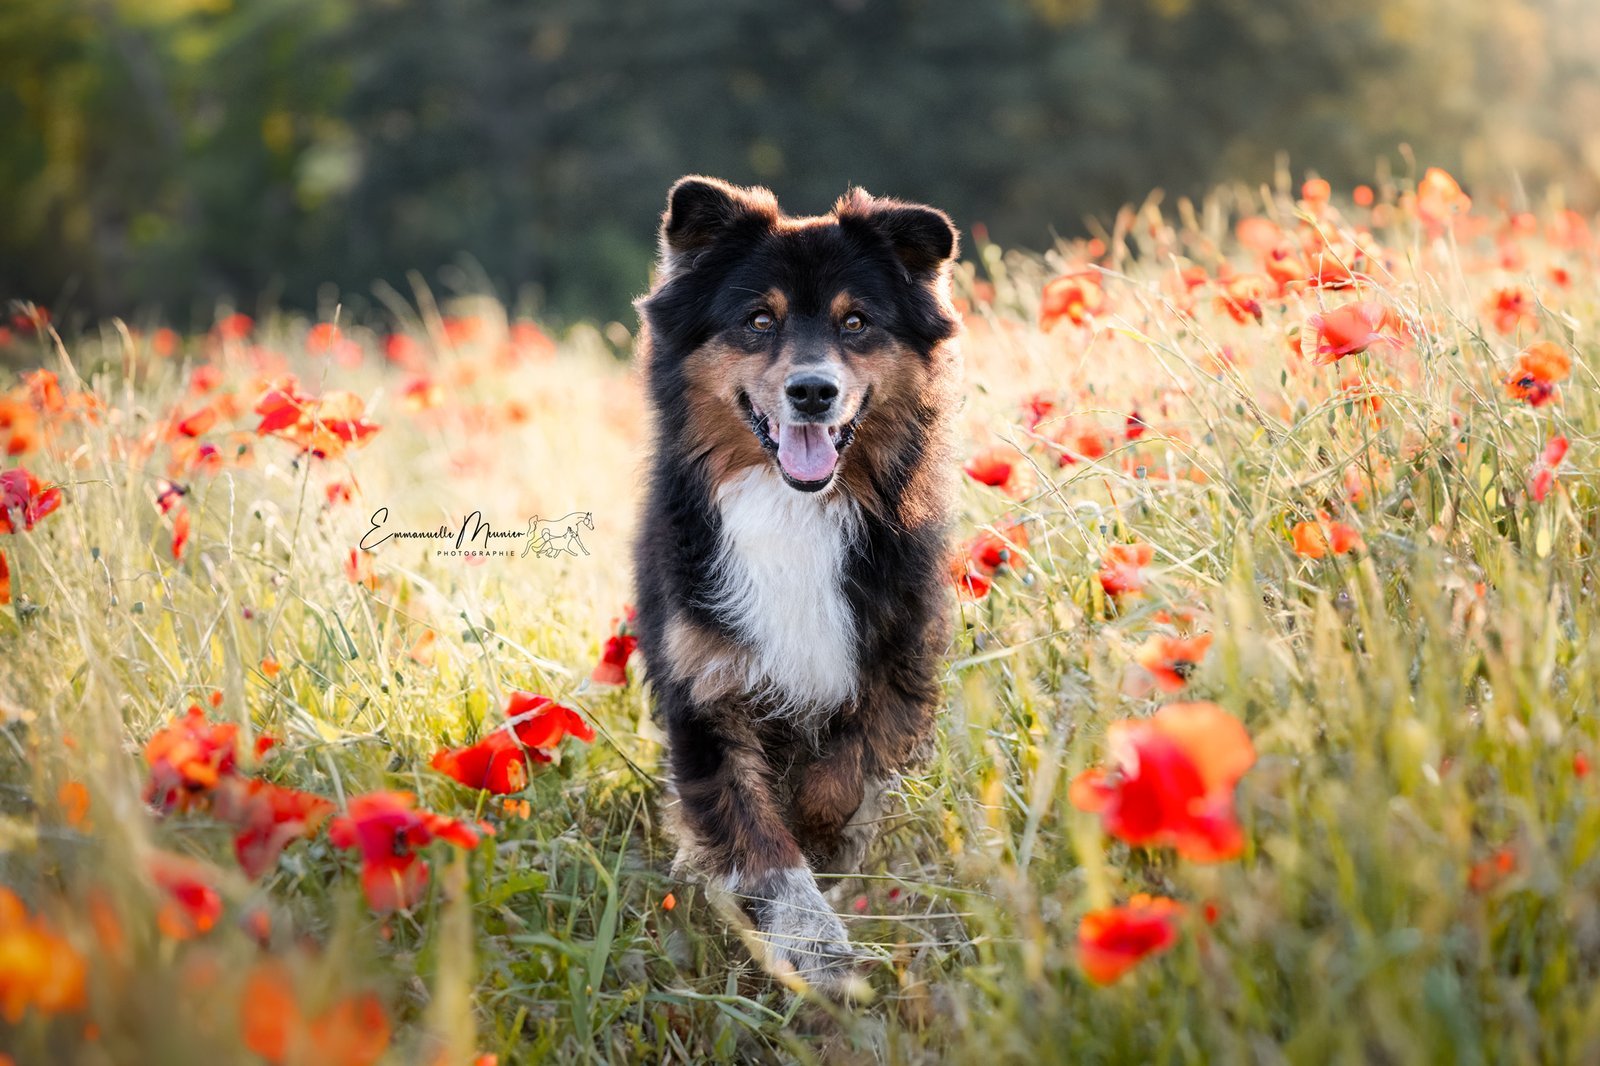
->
[[841, 313, 867, 334], [748, 311, 776, 332]]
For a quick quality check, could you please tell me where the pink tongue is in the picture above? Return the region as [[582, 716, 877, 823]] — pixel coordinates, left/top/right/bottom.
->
[[776, 422, 839, 483]]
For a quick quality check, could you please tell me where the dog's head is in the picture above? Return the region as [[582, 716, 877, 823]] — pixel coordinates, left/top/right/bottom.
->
[[638, 176, 960, 494]]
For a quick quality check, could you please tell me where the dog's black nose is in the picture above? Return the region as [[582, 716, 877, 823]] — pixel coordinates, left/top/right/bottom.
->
[[785, 374, 838, 418]]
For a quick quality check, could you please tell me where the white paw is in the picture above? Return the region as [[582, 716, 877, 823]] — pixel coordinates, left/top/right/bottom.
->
[[740, 867, 861, 986]]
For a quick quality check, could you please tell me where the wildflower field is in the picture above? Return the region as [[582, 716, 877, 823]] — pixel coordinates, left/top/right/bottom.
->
[[4, 166, 1600, 1064]]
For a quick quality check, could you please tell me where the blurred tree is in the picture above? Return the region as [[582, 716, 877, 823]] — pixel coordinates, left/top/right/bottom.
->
[[1, 0, 1597, 327]]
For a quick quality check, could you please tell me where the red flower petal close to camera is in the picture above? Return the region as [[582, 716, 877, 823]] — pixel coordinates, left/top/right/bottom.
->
[[0, 887, 88, 1022], [1077, 894, 1184, 984], [147, 851, 224, 941], [241, 960, 391, 1066], [328, 791, 488, 912], [0, 467, 64, 534], [1070, 701, 1256, 861]]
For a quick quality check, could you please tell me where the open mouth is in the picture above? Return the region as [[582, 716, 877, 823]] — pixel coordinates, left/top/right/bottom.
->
[[738, 390, 868, 492]]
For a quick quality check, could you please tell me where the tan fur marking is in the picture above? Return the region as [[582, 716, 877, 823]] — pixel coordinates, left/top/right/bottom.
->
[[830, 292, 856, 320], [663, 614, 751, 703], [836, 336, 959, 528], [680, 340, 767, 486]]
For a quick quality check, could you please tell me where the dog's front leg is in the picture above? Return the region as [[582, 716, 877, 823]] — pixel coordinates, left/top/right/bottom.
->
[[667, 709, 857, 984], [795, 677, 937, 874]]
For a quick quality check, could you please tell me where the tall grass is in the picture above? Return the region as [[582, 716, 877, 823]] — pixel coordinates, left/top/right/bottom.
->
[[2, 172, 1597, 1063]]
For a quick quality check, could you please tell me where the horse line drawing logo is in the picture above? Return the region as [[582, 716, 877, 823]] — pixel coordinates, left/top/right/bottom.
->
[[521, 512, 595, 559]]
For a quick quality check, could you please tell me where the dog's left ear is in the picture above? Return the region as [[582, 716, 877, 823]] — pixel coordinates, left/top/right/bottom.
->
[[836, 190, 960, 277]]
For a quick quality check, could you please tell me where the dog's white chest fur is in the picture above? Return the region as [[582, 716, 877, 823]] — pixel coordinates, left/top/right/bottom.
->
[[709, 466, 859, 716]]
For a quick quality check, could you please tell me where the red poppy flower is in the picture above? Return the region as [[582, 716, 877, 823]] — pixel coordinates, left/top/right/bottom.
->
[[214, 312, 254, 341], [592, 607, 639, 686], [1055, 425, 1111, 466], [255, 379, 380, 459], [1530, 435, 1569, 502], [591, 633, 638, 686], [1505, 341, 1572, 407], [327, 791, 488, 912], [1235, 217, 1282, 256], [1020, 393, 1057, 431], [950, 554, 993, 601], [1414, 167, 1470, 229], [1467, 846, 1517, 893], [968, 518, 1029, 576], [1215, 273, 1271, 324], [188, 365, 224, 394], [1263, 242, 1310, 294], [216, 779, 336, 879], [508, 321, 557, 363], [0, 888, 88, 1022], [1291, 515, 1362, 559], [147, 852, 224, 940], [171, 504, 191, 561], [384, 333, 427, 369], [143, 705, 242, 813], [305, 323, 344, 353], [173, 406, 218, 439], [306, 991, 391, 1066], [0, 467, 63, 534], [241, 961, 391, 1066], [1133, 633, 1214, 692], [345, 548, 378, 589], [432, 730, 542, 795], [1305, 300, 1392, 365], [504, 691, 596, 749], [1070, 701, 1256, 861], [963, 445, 1021, 489], [1487, 286, 1537, 336], [1098, 542, 1154, 598], [1077, 894, 1184, 984], [1040, 271, 1106, 330], [154, 479, 187, 515]]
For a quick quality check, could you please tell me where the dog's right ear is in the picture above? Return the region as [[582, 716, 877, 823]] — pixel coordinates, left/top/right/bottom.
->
[[658, 176, 777, 278]]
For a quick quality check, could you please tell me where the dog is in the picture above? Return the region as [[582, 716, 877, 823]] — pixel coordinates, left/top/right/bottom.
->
[[631, 175, 962, 987]]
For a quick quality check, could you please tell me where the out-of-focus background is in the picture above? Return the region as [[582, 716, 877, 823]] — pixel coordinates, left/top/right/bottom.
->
[[5, 0, 1600, 327]]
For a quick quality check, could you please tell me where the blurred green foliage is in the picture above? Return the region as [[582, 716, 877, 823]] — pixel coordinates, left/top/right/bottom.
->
[[3, 0, 1599, 326]]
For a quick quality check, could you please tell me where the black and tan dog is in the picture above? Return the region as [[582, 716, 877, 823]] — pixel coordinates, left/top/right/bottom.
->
[[632, 176, 961, 986]]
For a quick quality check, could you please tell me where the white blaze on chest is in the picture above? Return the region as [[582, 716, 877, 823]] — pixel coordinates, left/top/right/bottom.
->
[[709, 466, 859, 714]]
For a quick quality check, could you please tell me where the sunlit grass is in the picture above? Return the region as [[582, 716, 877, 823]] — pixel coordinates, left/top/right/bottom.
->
[[3, 172, 1599, 1063]]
